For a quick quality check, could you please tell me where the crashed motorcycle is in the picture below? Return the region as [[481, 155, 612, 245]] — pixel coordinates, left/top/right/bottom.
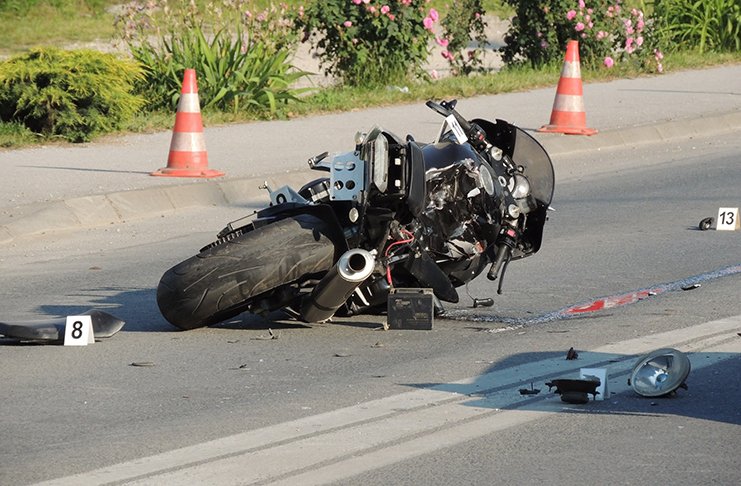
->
[[156, 100, 554, 330]]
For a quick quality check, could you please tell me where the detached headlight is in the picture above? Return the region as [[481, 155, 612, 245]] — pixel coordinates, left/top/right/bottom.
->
[[511, 174, 531, 199]]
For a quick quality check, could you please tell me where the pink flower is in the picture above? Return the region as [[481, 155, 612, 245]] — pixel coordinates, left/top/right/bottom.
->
[[352, 0, 361, 4], [603, 56, 614, 68], [387, 13, 395, 20], [423, 16, 434, 30], [636, 36, 644, 46], [636, 19, 645, 31], [380, 5, 390, 14], [654, 49, 664, 60], [428, 8, 439, 22], [430, 69, 439, 79], [596, 30, 607, 40], [362, 0, 370, 3], [435, 37, 449, 47], [343, 20, 352, 27], [578, 0, 585, 9], [441, 50, 453, 61], [567, 9, 577, 20], [401, 0, 412, 5], [575, 22, 585, 32]]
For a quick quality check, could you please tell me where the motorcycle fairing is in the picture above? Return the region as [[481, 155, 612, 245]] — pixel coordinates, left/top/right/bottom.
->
[[418, 142, 502, 260], [473, 118, 555, 258], [0, 310, 125, 343]]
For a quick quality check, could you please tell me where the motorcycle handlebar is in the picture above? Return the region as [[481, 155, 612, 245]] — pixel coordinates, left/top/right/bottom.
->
[[486, 244, 511, 281]]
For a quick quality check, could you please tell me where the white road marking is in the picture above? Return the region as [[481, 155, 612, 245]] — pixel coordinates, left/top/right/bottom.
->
[[36, 315, 741, 486]]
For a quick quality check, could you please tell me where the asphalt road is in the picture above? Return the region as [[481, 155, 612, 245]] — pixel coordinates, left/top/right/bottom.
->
[[1, 132, 739, 485]]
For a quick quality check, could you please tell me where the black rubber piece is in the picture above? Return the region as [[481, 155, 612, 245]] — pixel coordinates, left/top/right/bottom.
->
[[698, 217, 714, 231], [156, 215, 335, 330]]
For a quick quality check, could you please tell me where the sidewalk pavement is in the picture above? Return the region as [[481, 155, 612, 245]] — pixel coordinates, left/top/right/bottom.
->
[[1, 64, 740, 244]]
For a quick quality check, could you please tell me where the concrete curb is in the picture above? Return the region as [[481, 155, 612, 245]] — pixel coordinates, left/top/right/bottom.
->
[[540, 109, 741, 157], [2, 110, 740, 245]]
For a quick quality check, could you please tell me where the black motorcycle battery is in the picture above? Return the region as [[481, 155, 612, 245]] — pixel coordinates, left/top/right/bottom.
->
[[387, 288, 434, 330]]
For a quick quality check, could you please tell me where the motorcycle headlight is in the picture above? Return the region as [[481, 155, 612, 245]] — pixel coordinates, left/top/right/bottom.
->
[[512, 174, 531, 199]]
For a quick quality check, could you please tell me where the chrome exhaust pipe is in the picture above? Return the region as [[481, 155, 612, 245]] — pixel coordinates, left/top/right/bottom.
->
[[301, 248, 375, 322]]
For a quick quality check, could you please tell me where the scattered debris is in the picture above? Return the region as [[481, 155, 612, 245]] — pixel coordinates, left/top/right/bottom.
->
[[334, 352, 351, 357], [371, 341, 384, 348], [472, 298, 494, 308], [519, 383, 541, 395], [545, 378, 600, 404], [374, 322, 390, 331], [130, 362, 155, 367], [566, 347, 579, 360], [251, 328, 279, 340], [681, 283, 701, 291], [698, 217, 714, 231]]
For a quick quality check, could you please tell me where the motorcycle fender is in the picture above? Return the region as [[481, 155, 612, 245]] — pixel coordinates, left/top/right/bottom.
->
[[256, 203, 349, 260], [406, 251, 459, 303]]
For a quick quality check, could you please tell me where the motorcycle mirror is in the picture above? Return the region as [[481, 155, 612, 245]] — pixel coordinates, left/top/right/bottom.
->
[[426, 100, 450, 117]]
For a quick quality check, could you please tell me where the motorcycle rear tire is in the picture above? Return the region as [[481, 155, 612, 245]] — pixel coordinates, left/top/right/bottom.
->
[[156, 215, 335, 330]]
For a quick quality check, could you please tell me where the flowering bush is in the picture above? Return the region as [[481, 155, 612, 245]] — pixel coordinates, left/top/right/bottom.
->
[[297, 0, 439, 86], [116, 0, 306, 113], [501, 0, 663, 72], [565, 0, 664, 72], [438, 0, 489, 76]]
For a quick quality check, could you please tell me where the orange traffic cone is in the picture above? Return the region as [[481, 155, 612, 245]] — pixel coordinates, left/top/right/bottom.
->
[[538, 40, 597, 136], [151, 69, 225, 178]]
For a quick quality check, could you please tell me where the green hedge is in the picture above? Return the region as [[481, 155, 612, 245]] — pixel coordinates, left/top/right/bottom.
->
[[0, 48, 144, 142]]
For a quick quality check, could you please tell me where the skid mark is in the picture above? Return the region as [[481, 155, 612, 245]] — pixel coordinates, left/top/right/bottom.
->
[[447, 263, 741, 325]]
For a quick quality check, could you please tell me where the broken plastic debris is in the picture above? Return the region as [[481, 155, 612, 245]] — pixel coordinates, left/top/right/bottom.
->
[[519, 383, 541, 395]]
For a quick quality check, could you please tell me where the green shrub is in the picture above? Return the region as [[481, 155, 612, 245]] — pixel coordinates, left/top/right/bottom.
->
[[297, 0, 439, 86], [654, 0, 741, 53], [0, 120, 37, 147], [117, 0, 307, 114], [0, 48, 144, 142], [438, 0, 490, 76], [0, 0, 110, 16], [501, 1, 663, 72]]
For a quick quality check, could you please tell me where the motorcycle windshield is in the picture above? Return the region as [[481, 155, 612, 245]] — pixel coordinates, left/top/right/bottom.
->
[[472, 118, 555, 211], [509, 126, 554, 209]]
